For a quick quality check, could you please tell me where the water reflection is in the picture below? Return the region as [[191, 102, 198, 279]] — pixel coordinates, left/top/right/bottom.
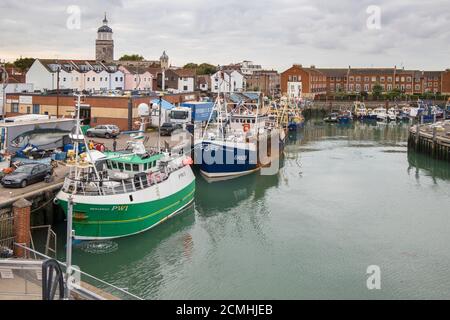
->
[[408, 150, 450, 182], [56, 205, 196, 298], [289, 120, 410, 146], [53, 118, 450, 300]]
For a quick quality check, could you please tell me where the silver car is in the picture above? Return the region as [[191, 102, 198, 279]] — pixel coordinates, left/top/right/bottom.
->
[[86, 125, 120, 139]]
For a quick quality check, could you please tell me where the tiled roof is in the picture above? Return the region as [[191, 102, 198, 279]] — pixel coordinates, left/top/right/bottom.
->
[[170, 68, 196, 78]]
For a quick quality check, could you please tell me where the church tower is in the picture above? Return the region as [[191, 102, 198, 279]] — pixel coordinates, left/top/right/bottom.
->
[[160, 51, 169, 69], [96, 13, 114, 62]]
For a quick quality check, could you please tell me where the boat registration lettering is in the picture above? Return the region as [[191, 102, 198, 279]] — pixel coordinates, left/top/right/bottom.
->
[[112, 206, 129, 212]]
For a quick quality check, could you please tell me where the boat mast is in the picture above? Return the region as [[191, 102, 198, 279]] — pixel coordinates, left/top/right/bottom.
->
[[73, 93, 101, 180]]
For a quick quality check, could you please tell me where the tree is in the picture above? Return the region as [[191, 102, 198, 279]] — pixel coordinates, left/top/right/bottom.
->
[[372, 83, 383, 100], [119, 54, 145, 61], [197, 63, 218, 75], [13, 57, 35, 71], [387, 88, 402, 101], [183, 63, 218, 75]]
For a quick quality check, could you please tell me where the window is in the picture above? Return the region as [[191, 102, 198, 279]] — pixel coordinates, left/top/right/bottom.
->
[[387, 84, 393, 91], [401, 77, 405, 82], [406, 77, 412, 82], [356, 77, 361, 82], [349, 77, 354, 82], [125, 164, 132, 171], [364, 77, 369, 82], [27, 106, 31, 114], [415, 84, 421, 91], [387, 77, 392, 83], [112, 162, 118, 169], [133, 164, 139, 172], [380, 77, 385, 82], [87, 77, 90, 82], [32, 104, 40, 114], [395, 76, 400, 82], [118, 162, 124, 171], [372, 76, 377, 82], [120, 77, 123, 81], [11, 103, 19, 113], [115, 77, 118, 81], [144, 163, 148, 171], [183, 86, 188, 91]]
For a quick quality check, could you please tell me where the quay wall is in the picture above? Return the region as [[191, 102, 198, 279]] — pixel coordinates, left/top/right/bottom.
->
[[408, 125, 450, 162]]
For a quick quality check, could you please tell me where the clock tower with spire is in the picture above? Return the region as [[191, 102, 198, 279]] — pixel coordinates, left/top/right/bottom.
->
[[96, 13, 114, 62]]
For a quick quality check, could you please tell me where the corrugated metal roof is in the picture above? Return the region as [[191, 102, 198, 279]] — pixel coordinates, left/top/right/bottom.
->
[[151, 99, 175, 110]]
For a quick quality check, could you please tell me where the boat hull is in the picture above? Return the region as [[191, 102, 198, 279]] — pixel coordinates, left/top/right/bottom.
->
[[197, 141, 259, 179], [56, 166, 196, 240]]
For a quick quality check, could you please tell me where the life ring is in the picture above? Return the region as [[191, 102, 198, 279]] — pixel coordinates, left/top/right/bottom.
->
[[243, 124, 251, 132]]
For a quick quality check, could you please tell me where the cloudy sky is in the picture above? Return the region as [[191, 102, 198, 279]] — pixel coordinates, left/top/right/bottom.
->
[[0, 0, 449, 71]]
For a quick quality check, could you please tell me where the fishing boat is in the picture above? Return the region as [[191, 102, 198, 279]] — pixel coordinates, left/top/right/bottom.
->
[[195, 82, 283, 180], [352, 101, 368, 120], [323, 112, 339, 123], [387, 108, 397, 122], [370, 107, 388, 122], [55, 95, 196, 240], [338, 110, 353, 124]]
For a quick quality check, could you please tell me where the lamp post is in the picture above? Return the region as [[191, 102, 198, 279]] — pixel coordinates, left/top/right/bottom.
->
[[1, 60, 8, 119]]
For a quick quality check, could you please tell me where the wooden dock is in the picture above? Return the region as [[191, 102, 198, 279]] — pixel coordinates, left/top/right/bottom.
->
[[408, 122, 450, 162]]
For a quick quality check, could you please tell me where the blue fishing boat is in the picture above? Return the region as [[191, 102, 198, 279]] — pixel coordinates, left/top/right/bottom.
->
[[338, 110, 353, 124], [195, 82, 282, 180]]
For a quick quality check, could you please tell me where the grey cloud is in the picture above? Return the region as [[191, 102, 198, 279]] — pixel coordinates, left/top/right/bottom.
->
[[0, 0, 448, 71]]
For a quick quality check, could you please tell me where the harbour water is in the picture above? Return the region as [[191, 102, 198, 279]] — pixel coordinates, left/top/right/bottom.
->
[[55, 119, 450, 299]]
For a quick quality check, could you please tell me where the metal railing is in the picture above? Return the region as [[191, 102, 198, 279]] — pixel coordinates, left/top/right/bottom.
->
[[0, 213, 14, 251], [13, 243, 143, 300], [62, 171, 171, 197]]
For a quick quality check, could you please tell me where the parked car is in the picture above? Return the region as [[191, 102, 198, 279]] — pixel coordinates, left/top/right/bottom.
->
[[160, 123, 183, 136], [1, 163, 53, 188], [86, 125, 120, 139]]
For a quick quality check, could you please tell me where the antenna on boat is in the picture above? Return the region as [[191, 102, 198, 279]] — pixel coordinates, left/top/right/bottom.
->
[[158, 94, 163, 152]]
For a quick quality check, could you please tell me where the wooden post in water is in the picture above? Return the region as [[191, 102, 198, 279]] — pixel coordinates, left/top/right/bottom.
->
[[13, 198, 32, 258], [432, 127, 437, 158], [415, 123, 420, 151]]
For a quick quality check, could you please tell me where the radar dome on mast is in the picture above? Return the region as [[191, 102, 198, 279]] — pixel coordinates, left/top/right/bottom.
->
[[138, 103, 150, 117]]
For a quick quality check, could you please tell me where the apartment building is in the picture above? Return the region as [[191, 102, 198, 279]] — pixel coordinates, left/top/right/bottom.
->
[[245, 70, 280, 96], [281, 64, 450, 97]]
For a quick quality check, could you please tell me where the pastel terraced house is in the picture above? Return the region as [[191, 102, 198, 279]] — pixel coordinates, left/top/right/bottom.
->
[[119, 65, 154, 91], [26, 59, 125, 92]]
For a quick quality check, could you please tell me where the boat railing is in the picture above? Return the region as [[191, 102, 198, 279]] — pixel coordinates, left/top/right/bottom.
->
[[62, 169, 175, 197]]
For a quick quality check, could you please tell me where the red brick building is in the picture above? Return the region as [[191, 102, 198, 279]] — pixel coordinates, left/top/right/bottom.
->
[[281, 64, 327, 99], [5, 92, 199, 130], [281, 64, 450, 98], [245, 70, 280, 97]]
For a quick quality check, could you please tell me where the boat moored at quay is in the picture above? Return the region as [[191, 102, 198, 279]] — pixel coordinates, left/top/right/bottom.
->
[[195, 85, 285, 180], [55, 95, 196, 240]]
